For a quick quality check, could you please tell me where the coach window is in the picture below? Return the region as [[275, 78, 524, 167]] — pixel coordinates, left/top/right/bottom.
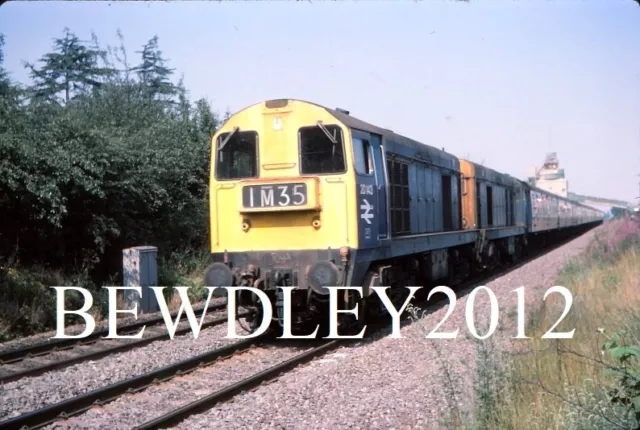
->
[[299, 124, 346, 175], [353, 137, 373, 175], [216, 130, 258, 180]]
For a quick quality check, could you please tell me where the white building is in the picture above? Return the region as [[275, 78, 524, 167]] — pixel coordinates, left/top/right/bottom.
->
[[529, 152, 569, 198]]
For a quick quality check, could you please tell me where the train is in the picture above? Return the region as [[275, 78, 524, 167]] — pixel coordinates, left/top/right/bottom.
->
[[203, 99, 604, 334]]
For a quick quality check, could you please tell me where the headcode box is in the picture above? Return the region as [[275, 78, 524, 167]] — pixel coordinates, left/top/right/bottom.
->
[[122, 246, 159, 314]]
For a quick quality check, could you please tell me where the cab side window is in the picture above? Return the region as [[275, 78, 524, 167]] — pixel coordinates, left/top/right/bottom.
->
[[353, 137, 373, 175]]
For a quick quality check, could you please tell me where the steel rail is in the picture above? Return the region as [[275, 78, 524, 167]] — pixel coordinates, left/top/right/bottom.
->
[[0, 310, 249, 384], [135, 340, 341, 430], [0, 335, 265, 430], [130, 236, 581, 430], [0, 301, 228, 364]]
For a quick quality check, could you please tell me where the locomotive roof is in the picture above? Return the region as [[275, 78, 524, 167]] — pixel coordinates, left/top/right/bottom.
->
[[232, 99, 457, 166], [462, 159, 521, 187], [319, 103, 460, 170]]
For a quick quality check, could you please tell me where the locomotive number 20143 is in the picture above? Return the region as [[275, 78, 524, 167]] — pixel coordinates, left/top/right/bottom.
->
[[242, 183, 307, 208]]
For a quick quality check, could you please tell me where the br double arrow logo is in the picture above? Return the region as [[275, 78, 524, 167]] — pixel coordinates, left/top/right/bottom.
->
[[360, 199, 374, 224]]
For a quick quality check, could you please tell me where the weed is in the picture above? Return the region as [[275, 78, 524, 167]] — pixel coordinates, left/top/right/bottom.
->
[[488, 218, 640, 429]]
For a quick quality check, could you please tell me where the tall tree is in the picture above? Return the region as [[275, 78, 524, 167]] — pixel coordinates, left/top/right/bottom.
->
[[193, 98, 219, 138], [25, 28, 113, 104], [0, 34, 6, 83], [0, 34, 18, 98], [104, 29, 131, 84], [130, 35, 177, 102], [175, 76, 191, 122], [0, 34, 24, 133]]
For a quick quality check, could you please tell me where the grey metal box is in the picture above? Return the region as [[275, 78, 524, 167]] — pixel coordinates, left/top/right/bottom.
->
[[122, 246, 159, 314]]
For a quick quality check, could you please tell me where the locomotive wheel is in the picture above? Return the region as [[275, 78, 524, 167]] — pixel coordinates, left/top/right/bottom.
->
[[236, 307, 260, 334], [245, 307, 264, 332], [337, 312, 366, 337], [238, 303, 282, 337], [236, 290, 275, 335]]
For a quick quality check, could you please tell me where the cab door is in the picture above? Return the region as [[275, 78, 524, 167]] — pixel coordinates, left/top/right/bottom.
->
[[352, 130, 386, 248], [370, 133, 388, 239]]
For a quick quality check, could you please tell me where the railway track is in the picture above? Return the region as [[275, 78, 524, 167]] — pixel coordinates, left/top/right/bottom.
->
[[0, 301, 243, 384], [0, 233, 583, 430], [135, 340, 340, 430], [0, 332, 341, 430], [132, 235, 584, 429], [0, 336, 265, 430]]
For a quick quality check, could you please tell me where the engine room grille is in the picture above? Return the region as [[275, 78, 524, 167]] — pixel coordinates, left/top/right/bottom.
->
[[387, 158, 410, 235]]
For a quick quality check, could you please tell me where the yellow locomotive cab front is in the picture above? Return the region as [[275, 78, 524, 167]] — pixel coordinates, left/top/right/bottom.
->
[[209, 99, 358, 253], [204, 99, 359, 328]]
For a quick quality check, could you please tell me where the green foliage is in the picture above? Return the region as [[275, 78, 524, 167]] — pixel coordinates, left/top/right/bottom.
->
[[25, 28, 113, 104], [557, 258, 589, 282], [601, 330, 640, 427], [130, 35, 177, 101], [0, 265, 105, 340], [157, 248, 212, 303], [473, 336, 501, 429], [0, 29, 220, 337]]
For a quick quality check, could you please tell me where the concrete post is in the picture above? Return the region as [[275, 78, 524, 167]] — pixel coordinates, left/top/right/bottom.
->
[[122, 246, 159, 314]]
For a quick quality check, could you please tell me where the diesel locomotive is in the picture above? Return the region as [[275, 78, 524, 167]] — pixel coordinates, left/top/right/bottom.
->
[[203, 99, 604, 334]]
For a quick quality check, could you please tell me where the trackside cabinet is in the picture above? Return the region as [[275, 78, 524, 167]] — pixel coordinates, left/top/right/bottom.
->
[[122, 246, 159, 314]]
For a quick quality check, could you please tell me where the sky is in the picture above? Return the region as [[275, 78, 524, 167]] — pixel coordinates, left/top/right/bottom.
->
[[1, 0, 639, 203]]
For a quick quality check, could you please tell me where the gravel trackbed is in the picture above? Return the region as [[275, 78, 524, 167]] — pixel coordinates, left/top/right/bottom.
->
[[0, 229, 598, 429], [175, 230, 598, 430]]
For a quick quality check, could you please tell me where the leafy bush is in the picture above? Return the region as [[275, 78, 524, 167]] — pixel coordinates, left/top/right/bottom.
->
[[0, 29, 220, 338], [0, 264, 107, 340], [601, 330, 640, 426]]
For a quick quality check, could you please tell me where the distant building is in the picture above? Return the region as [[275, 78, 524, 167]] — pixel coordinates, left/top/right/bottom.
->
[[527, 152, 636, 217], [528, 152, 569, 197]]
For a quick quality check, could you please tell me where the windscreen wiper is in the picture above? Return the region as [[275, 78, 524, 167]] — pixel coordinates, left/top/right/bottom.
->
[[316, 121, 337, 144], [218, 126, 239, 151]]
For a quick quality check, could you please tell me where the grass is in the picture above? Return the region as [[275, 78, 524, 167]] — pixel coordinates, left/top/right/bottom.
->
[[0, 247, 213, 342], [156, 248, 213, 305], [0, 265, 103, 341], [472, 217, 640, 430]]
